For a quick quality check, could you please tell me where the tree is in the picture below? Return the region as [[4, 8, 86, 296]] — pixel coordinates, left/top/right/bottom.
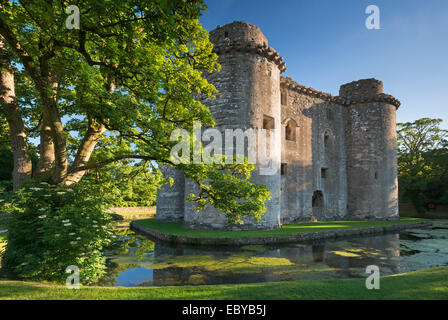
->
[[397, 118, 448, 214], [0, 0, 270, 223]]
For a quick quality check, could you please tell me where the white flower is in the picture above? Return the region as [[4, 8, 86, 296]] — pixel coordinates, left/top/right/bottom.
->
[[38, 208, 47, 212], [70, 241, 77, 245], [62, 219, 70, 223], [20, 262, 28, 266], [64, 223, 72, 227], [57, 192, 66, 195], [93, 225, 98, 228], [69, 233, 75, 236], [30, 187, 43, 191], [38, 215, 47, 219], [93, 220, 98, 223], [76, 237, 81, 240], [86, 217, 90, 219]]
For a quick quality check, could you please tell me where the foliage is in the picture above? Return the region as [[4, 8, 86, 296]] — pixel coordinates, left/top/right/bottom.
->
[[1, 182, 114, 284], [397, 118, 448, 214], [79, 162, 163, 207], [0, 0, 271, 223]]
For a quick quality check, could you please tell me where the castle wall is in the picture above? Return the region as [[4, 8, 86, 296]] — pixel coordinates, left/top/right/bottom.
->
[[155, 165, 185, 222], [183, 22, 282, 230], [341, 79, 399, 220], [280, 80, 347, 223], [155, 21, 400, 230]]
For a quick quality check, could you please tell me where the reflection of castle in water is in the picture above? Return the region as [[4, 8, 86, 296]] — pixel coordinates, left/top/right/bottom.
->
[[150, 234, 402, 286]]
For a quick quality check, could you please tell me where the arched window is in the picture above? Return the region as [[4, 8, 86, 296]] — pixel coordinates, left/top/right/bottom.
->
[[285, 120, 297, 141]]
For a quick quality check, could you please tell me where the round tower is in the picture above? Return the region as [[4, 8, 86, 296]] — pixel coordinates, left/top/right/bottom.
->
[[340, 79, 400, 220], [183, 21, 286, 230]]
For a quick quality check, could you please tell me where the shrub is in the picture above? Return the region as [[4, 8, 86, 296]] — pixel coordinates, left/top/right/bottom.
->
[[1, 182, 113, 285]]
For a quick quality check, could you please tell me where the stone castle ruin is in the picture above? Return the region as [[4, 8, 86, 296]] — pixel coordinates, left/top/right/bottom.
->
[[156, 21, 400, 230]]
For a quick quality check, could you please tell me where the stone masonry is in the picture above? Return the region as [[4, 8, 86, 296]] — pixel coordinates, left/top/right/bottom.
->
[[156, 21, 401, 230]]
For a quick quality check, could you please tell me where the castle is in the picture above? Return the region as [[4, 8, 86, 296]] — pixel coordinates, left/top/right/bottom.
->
[[156, 21, 400, 230]]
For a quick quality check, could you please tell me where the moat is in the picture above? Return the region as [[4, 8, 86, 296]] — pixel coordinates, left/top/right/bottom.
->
[[99, 220, 448, 287]]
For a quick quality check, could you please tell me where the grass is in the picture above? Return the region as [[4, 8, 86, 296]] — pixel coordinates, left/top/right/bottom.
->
[[134, 217, 425, 238], [400, 210, 448, 219], [115, 211, 155, 216], [0, 266, 446, 300]]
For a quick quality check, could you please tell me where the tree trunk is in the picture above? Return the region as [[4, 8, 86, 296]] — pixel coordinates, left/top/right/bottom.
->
[[0, 37, 32, 190], [63, 121, 106, 186], [63, 79, 114, 186], [38, 61, 68, 184], [34, 116, 55, 179]]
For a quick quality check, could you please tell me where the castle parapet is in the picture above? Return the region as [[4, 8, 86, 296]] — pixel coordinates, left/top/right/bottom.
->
[[338, 79, 400, 108], [280, 76, 333, 100], [211, 21, 286, 74]]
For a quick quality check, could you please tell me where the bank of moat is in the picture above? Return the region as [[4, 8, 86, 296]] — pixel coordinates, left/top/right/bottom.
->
[[156, 21, 401, 231]]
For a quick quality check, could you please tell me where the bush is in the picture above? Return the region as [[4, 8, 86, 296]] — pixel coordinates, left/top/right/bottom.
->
[[1, 182, 113, 285]]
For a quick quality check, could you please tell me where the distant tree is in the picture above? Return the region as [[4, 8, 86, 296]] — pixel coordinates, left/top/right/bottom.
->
[[397, 118, 448, 214]]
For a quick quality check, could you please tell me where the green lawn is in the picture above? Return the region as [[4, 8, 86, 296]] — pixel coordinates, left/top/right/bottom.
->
[[134, 217, 425, 238], [115, 211, 155, 216], [0, 266, 446, 300]]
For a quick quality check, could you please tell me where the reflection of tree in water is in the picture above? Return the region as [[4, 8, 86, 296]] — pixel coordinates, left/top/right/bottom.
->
[[97, 230, 155, 286], [312, 244, 325, 262], [96, 230, 407, 287]]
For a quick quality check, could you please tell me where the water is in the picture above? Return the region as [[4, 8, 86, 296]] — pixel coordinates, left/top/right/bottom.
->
[[99, 220, 448, 287]]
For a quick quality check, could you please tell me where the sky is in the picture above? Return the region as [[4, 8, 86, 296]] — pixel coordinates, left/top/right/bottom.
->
[[199, 0, 448, 128]]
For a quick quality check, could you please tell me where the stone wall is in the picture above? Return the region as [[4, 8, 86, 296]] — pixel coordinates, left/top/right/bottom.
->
[[183, 21, 283, 230], [341, 79, 399, 220], [280, 78, 348, 222], [155, 165, 185, 222], [155, 21, 401, 230]]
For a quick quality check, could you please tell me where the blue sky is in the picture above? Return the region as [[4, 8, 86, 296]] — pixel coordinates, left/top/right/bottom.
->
[[199, 0, 448, 128]]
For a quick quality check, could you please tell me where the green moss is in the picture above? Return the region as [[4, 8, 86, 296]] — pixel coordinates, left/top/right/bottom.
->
[[134, 218, 425, 239], [141, 252, 296, 274], [329, 250, 361, 257]]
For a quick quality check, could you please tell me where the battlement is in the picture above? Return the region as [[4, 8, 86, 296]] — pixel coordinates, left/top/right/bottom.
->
[[280, 77, 400, 108], [210, 21, 268, 47], [339, 79, 400, 108], [281, 76, 333, 100], [339, 79, 383, 100], [211, 22, 286, 74]]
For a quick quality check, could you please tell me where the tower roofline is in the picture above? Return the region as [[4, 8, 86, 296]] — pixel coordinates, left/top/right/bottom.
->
[[280, 76, 400, 108]]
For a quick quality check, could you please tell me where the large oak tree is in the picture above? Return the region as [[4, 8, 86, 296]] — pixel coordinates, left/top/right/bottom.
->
[[0, 0, 270, 223]]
